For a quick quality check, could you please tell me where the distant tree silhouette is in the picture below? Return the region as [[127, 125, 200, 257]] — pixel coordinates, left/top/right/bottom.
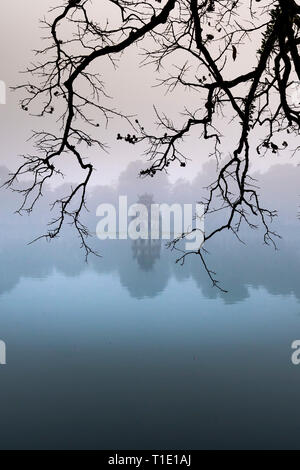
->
[[3, 0, 300, 289]]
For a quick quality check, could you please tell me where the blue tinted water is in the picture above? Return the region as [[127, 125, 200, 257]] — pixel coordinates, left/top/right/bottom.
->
[[0, 236, 300, 449]]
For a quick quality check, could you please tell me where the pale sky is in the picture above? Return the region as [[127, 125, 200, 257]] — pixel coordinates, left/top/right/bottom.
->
[[0, 0, 298, 189]]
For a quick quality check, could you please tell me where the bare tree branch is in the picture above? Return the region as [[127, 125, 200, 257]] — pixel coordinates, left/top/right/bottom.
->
[[4, 0, 300, 288]]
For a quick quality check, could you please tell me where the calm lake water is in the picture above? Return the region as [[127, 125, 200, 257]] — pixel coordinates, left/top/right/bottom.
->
[[0, 230, 300, 449]]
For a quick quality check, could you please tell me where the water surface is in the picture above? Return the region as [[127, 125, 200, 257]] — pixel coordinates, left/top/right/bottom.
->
[[0, 234, 300, 449]]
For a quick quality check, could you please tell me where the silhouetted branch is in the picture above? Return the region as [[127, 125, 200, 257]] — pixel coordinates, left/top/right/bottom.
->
[[5, 0, 300, 288]]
